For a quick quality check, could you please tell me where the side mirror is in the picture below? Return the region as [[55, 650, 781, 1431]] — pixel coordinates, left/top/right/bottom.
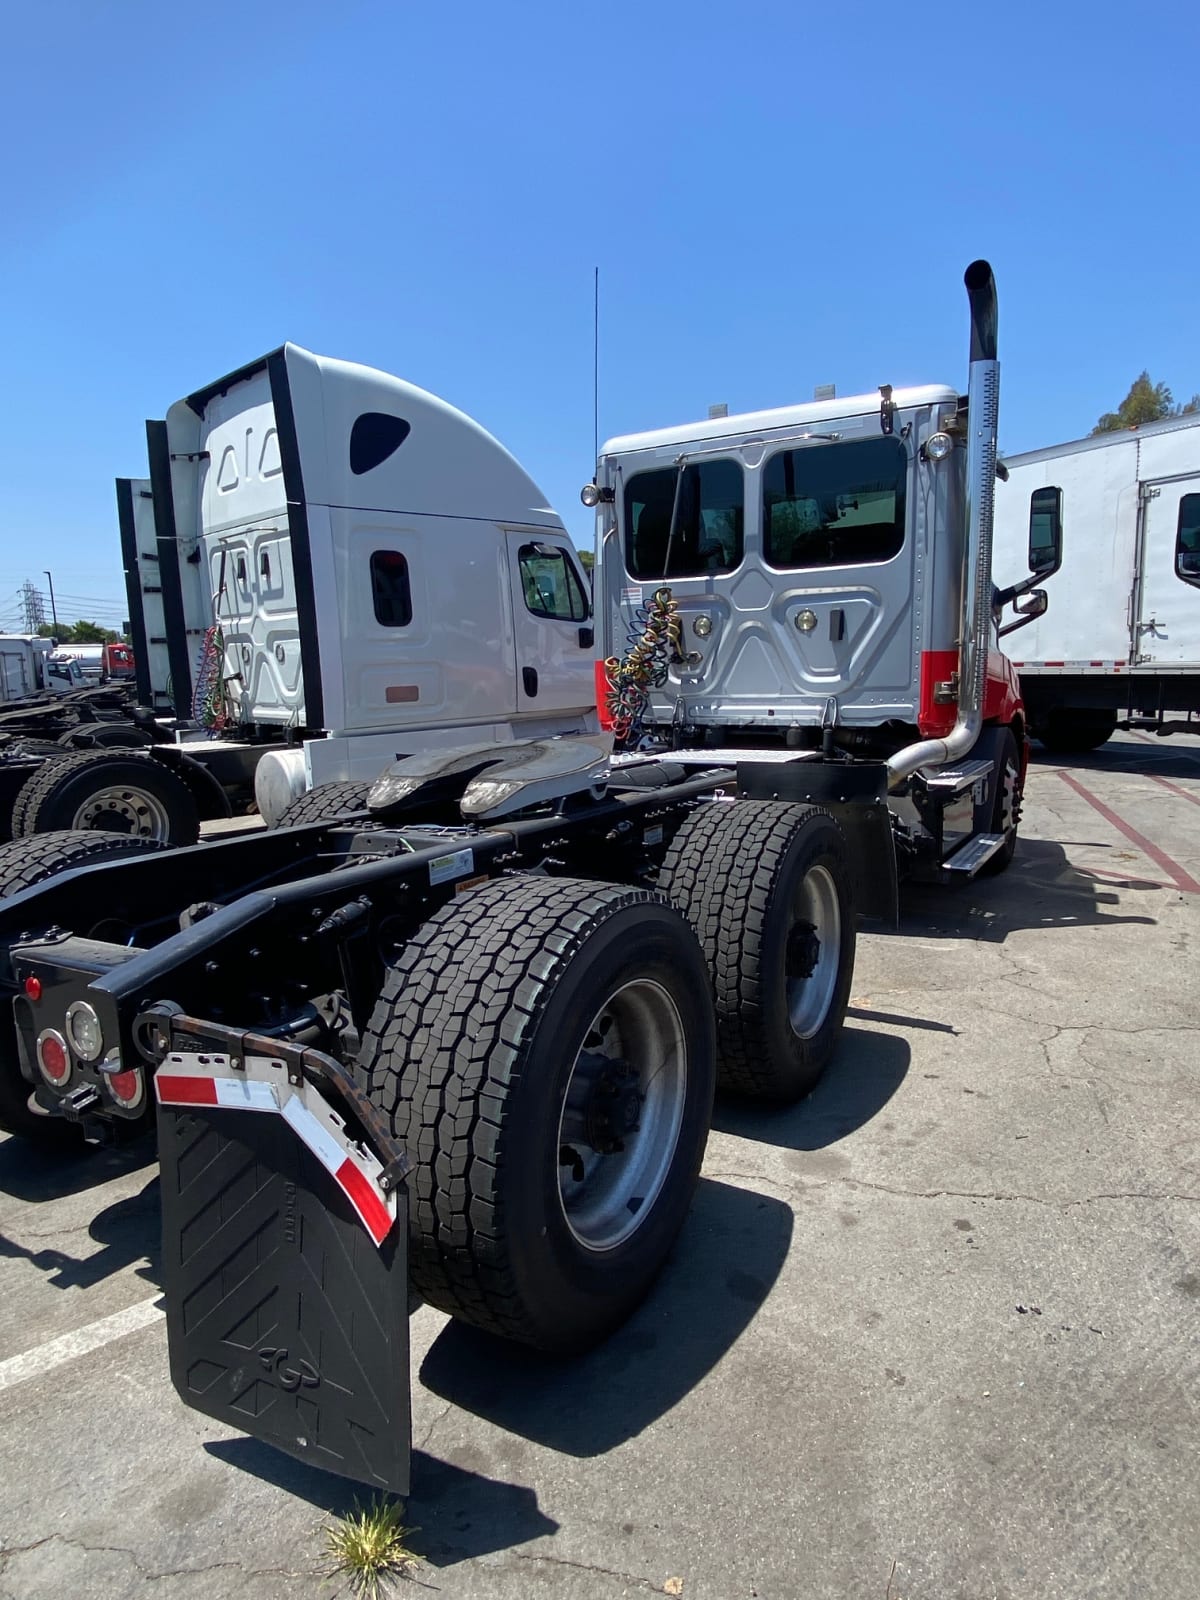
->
[[1028, 486, 1062, 578], [997, 587, 1048, 638]]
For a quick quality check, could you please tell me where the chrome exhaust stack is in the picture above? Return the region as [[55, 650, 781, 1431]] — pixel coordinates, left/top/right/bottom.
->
[[887, 260, 1000, 785]]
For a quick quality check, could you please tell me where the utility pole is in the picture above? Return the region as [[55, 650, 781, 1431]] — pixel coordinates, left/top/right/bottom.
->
[[43, 570, 59, 630]]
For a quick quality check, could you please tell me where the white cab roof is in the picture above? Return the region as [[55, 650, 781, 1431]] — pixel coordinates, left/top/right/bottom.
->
[[602, 385, 958, 457]]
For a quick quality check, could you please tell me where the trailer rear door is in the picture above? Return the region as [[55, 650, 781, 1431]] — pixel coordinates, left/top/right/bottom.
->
[[1135, 474, 1200, 666]]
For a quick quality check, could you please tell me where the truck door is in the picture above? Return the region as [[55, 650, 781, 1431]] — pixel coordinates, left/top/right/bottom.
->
[[325, 511, 520, 735], [1134, 475, 1200, 666], [505, 531, 595, 715]]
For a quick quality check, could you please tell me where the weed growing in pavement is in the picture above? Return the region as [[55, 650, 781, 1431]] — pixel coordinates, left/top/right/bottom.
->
[[324, 1498, 420, 1597]]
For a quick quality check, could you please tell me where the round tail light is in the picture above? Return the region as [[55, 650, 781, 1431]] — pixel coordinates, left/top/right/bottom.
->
[[36, 1030, 71, 1087], [104, 1059, 144, 1110]]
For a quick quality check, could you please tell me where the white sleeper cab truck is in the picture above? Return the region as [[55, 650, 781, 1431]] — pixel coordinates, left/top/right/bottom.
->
[[588, 265, 1056, 886], [9, 349, 595, 844], [992, 410, 1200, 751], [0, 262, 1056, 1502]]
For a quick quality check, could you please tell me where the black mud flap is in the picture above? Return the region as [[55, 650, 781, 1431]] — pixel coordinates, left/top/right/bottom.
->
[[155, 1025, 411, 1497]]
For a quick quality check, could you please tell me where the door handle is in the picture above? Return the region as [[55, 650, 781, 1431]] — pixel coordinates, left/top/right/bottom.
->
[[523, 666, 538, 697], [578, 626, 594, 649]]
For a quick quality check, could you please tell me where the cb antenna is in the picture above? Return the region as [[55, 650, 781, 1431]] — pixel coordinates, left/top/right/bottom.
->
[[593, 266, 599, 462]]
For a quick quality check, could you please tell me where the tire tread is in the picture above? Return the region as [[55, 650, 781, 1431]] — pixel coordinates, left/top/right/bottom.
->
[[660, 799, 850, 1097], [355, 876, 688, 1343]]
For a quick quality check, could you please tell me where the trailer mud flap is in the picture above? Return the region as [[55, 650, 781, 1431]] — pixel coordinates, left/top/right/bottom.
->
[[155, 1039, 410, 1496]]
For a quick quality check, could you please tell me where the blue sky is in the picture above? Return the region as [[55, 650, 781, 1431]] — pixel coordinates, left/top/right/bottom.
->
[[1, 0, 1197, 630]]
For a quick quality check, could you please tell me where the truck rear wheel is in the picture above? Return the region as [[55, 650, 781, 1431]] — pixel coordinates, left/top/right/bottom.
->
[[14, 751, 199, 845], [0, 830, 166, 1146], [659, 801, 855, 1103], [355, 876, 716, 1351], [270, 781, 371, 829], [976, 727, 1021, 876], [1033, 710, 1117, 754]]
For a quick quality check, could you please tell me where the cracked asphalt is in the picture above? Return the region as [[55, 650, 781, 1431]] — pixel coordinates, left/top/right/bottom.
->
[[1, 732, 1198, 1599]]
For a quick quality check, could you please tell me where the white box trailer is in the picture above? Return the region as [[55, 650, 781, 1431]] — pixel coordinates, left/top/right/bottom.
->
[[992, 411, 1200, 749], [0, 636, 84, 702]]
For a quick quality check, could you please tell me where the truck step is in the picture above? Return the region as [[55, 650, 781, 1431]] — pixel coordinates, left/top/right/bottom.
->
[[921, 758, 993, 794], [943, 832, 1006, 876]]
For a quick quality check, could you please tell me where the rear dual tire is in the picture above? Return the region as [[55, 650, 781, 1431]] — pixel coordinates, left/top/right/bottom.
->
[[659, 801, 857, 1103], [356, 877, 716, 1353]]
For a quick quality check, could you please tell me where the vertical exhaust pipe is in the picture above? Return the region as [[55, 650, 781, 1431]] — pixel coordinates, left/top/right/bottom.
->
[[887, 260, 1000, 784]]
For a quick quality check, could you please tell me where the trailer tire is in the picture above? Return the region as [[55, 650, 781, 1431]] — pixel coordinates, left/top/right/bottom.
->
[[14, 751, 199, 845], [270, 780, 372, 829], [7, 766, 48, 842], [356, 876, 716, 1352], [1033, 710, 1117, 755], [0, 830, 166, 1147], [659, 800, 855, 1103]]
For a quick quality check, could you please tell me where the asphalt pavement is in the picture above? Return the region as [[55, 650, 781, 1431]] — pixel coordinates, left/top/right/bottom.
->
[[1, 732, 1197, 1600]]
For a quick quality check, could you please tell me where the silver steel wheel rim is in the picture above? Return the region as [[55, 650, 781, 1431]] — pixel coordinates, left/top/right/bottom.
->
[[71, 785, 171, 840], [556, 978, 687, 1253], [1000, 759, 1019, 837], [786, 864, 842, 1040]]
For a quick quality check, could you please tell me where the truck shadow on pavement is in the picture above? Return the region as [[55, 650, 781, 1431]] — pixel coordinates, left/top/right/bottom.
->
[[0, 1170, 160, 1290], [204, 1178, 790, 1569], [0, 1130, 156, 1203], [417, 1177, 792, 1464], [1030, 743, 1200, 779], [205, 1437, 561, 1568], [894, 836, 1159, 943], [711, 1025, 910, 1151]]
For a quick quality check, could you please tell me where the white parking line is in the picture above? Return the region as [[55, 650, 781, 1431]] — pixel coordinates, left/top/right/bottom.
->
[[0, 1298, 164, 1394]]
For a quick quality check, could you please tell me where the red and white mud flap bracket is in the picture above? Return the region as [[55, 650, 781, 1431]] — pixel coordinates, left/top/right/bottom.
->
[[155, 1054, 399, 1246], [152, 1019, 412, 1497]]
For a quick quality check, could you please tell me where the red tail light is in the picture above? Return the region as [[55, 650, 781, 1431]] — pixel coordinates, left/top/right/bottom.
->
[[36, 1030, 70, 1086], [105, 1066, 144, 1110]]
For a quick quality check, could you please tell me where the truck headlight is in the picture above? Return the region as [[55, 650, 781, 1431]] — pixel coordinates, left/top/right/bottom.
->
[[66, 1001, 105, 1062]]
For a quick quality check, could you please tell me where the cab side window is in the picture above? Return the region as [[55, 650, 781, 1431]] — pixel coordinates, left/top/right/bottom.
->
[[519, 545, 589, 621], [1176, 494, 1200, 586], [370, 550, 413, 627]]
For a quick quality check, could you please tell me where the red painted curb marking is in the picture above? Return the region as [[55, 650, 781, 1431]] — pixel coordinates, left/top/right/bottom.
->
[[1058, 771, 1200, 895], [1151, 774, 1200, 809]]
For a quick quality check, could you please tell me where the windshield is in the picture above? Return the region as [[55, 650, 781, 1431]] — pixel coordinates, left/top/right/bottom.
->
[[624, 459, 743, 579], [763, 437, 907, 569]]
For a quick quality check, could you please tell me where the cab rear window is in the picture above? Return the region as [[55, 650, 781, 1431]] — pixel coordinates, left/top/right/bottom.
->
[[624, 460, 743, 579], [763, 437, 907, 569]]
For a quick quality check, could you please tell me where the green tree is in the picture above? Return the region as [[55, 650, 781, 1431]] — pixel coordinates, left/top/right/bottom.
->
[[65, 620, 118, 644], [1092, 372, 1200, 434], [577, 549, 594, 575]]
